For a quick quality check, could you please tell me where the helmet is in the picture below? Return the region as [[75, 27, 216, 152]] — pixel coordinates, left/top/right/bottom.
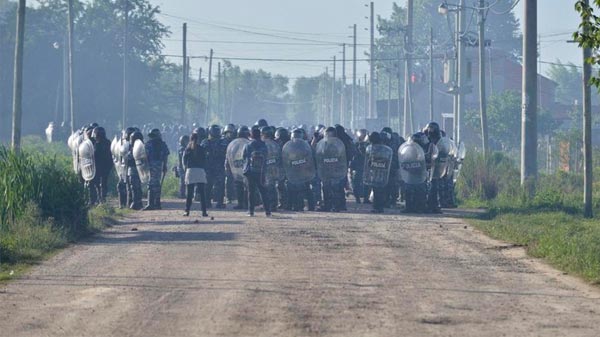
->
[[275, 127, 289, 141], [380, 131, 391, 143], [192, 127, 207, 140], [369, 131, 381, 145], [325, 126, 337, 138], [92, 126, 106, 140], [261, 126, 274, 139], [255, 119, 268, 128], [411, 132, 430, 149], [237, 126, 250, 139], [148, 128, 161, 139], [315, 124, 325, 133], [423, 122, 441, 143], [130, 130, 143, 143], [179, 135, 190, 147], [291, 128, 304, 140], [356, 129, 368, 142], [223, 123, 236, 134], [208, 124, 221, 139], [381, 127, 393, 135]]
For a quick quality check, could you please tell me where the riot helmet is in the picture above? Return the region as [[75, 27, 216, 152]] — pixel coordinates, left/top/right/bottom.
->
[[369, 131, 382, 145], [237, 126, 250, 139], [179, 135, 190, 147], [192, 127, 207, 140], [148, 128, 162, 140], [424, 122, 441, 143], [92, 127, 106, 141], [223, 124, 237, 139], [208, 124, 221, 139], [255, 119, 268, 128], [275, 127, 290, 142], [325, 127, 337, 138], [130, 130, 143, 143], [261, 126, 274, 139], [356, 129, 369, 142], [291, 128, 304, 140]]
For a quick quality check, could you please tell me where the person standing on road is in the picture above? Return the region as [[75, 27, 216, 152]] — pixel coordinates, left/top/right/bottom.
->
[[243, 127, 272, 217], [183, 133, 209, 217], [143, 129, 170, 211], [91, 126, 113, 204]]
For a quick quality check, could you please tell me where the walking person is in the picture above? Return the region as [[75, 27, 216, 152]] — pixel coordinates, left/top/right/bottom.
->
[[183, 133, 209, 217], [243, 127, 272, 217]]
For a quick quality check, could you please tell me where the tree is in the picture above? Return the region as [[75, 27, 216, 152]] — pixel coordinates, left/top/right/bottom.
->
[[547, 60, 600, 105]]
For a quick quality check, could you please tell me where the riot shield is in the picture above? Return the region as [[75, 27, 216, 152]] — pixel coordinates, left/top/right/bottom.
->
[[264, 139, 283, 186], [68, 132, 83, 174], [111, 136, 127, 181], [432, 137, 452, 179], [363, 144, 393, 188], [226, 138, 250, 182], [282, 138, 315, 185], [133, 139, 151, 184], [399, 140, 427, 185], [315, 136, 347, 182], [454, 142, 467, 183], [78, 139, 96, 182]]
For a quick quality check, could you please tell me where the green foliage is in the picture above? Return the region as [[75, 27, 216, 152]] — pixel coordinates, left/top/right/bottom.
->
[[472, 212, 600, 284], [575, 1, 600, 88]]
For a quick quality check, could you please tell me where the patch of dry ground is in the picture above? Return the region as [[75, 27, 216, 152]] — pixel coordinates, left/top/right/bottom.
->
[[1, 201, 599, 336]]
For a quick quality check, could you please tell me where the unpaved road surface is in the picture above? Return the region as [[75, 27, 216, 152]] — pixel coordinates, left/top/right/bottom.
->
[[2, 200, 600, 337]]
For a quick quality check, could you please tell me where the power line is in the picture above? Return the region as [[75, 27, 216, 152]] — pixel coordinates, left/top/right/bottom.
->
[[490, 0, 521, 15], [162, 54, 442, 62], [158, 13, 348, 45]]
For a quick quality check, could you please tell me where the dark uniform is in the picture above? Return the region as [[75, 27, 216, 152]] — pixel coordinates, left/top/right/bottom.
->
[[144, 129, 170, 210], [126, 131, 144, 210], [243, 129, 271, 217], [201, 125, 228, 208], [91, 127, 113, 204]]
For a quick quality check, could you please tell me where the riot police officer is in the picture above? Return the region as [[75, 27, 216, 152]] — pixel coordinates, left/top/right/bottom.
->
[[176, 135, 190, 199], [144, 129, 170, 210], [243, 127, 271, 217], [423, 122, 443, 213], [126, 130, 144, 210], [275, 127, 291, 210], [351, 129, 369, 204], [223, 124, 237, 205], [91, 126, 113, 204], [201, 125, 228, 209]]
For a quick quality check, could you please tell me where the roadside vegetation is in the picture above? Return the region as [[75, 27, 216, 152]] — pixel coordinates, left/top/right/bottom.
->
[[0, 137, 119, 281], [458, 151, 600, 284]]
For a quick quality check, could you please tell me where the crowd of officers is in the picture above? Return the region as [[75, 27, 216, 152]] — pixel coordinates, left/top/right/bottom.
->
[[68, 118, 464, 217]]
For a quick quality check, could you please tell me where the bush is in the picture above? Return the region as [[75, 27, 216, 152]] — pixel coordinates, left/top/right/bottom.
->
[[0, 145, 91, 266]]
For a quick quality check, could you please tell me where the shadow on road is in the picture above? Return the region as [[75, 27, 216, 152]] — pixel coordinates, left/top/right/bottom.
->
[[85, 230, 237, 245]]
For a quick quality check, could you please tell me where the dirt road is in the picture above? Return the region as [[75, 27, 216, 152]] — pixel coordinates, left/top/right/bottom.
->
[[1, 200, 599, 336]]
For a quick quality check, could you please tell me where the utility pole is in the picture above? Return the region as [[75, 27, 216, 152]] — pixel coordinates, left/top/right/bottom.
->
[[11, 0, 25, 151], [217, 62, 221, 122], [387, 71, 392, 127], [181, 23, 187, 125], [369, 1, 376, 120], [341, 44, 346, 125], [206, 49, 213, 126], [521, 0, 538, 194], [67, 0, 75, 133], [352, 24, 357, 129], [364, 73, 368, 124], [331, 56, 336, 126], [198, 68, 202, 123], [429, 27, 434, 121], [122, 0, 129, 129], [583, 0, 593, 218], [479, 0, 488, 156], [456, 0, 467, 144], [403, 0, 413, 137]]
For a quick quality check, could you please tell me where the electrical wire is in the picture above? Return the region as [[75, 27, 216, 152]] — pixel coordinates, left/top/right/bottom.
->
[[490, 0, 521, 15]]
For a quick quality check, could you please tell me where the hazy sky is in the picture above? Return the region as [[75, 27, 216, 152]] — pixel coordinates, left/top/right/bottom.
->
[[151, 0, 581, 80]]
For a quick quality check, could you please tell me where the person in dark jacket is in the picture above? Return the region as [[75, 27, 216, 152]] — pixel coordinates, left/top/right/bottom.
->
[[91, 126, 113, 204], [243, 127, 271, 217], [182, 133, 209, 217]]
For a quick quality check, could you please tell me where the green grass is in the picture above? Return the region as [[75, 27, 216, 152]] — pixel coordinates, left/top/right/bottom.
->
[[471, 212, 600, 284]]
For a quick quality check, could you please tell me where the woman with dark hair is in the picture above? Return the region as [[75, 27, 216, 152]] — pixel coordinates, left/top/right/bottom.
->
[[183, 133, 209, 217]]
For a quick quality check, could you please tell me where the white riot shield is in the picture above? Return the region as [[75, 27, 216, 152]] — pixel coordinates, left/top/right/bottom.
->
[[363, 144, 393, 188], [454, 142, 467, 183], [264, 139, 283, 186], [432, 137, 452, 179], [315, 136, 347, 182], [133, 139, 150, 184], [78, 139, 96, 182], [399, 140, 427, 185], [226, 138, 251, 182], [69, 132, 83, 174], [282, 138, 315, 185]]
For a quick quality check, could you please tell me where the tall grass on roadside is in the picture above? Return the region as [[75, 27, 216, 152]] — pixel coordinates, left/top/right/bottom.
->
[[0, 146, 89, 266]]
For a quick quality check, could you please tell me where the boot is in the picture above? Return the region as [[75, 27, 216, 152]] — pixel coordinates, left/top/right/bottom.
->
[[143, 190, 157, 211]]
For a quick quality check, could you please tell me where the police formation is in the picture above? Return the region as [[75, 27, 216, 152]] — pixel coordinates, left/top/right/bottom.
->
[[68, 119, 465, 217]]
